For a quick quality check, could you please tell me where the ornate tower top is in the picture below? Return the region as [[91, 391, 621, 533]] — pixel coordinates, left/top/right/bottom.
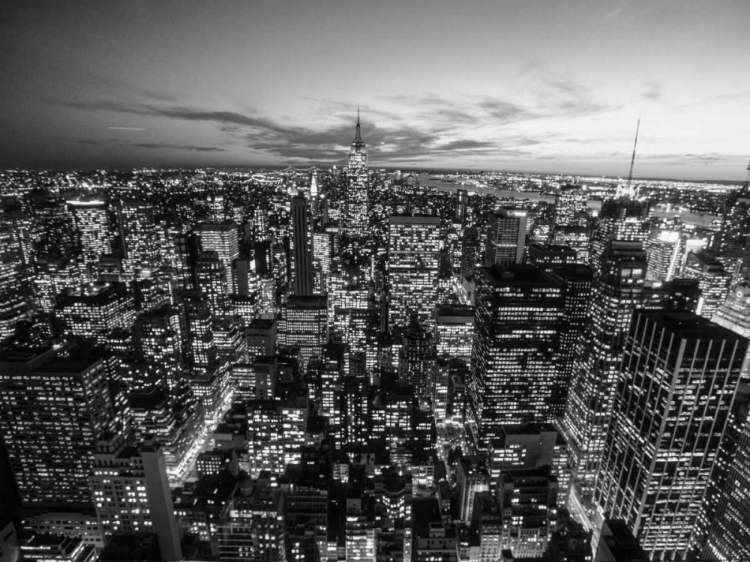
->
[[353, 105, 363, 144]]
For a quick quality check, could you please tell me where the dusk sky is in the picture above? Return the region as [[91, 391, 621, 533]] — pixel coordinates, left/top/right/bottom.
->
[[1, 0, 748, 180]]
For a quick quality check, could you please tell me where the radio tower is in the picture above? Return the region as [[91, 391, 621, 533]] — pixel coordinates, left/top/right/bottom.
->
[[626, 118, 641, 199]]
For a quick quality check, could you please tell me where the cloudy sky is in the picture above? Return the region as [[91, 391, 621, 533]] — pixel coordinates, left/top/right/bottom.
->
[[1, 0, 748, 180]]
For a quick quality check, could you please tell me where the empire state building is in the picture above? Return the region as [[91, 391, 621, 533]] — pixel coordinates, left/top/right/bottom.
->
[[346, 110, 368, 236]]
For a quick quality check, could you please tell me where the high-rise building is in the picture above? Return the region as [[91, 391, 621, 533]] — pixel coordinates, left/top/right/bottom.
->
[[551, 225, 590, 265], [290, 194, 314, 296], [469, 264, 564, 447], [58, 282, 135, 344], [387, 215, 441, 329], [193, 223, 239, 293], [435, 304, 474, 366], [0, 348, 114, 507], [195, 250, 230, 316], [484, 208, 527, 266], [399, 315, 436, 399], [682, 251, 731, 319], [716, 182, 750, 252], [526, 243, 578, 272], [645, 230, 683, 281], [595, 310, 748, 560], [547, 264, 595, 418], [562, 198, 648, 492], [588, 199, 649, 276], [704, 416, 750, 561], [66, 200, 112, 268], [456, 189, 468, 227], [0, 211, 29, 341], [561, 240, 646, 493], [553, 185, 588, 228], [278, 294, 328, 372], [89, 433, 182, 561], [460, 226, 481, 281], [118, 201, 161, 279], [346, 112, 369, 236]]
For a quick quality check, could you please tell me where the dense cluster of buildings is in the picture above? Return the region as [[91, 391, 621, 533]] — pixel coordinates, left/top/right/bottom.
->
[[0, 118, 749, 561]]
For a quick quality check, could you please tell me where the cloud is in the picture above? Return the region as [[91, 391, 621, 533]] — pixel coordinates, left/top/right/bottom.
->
[[643, 81, 663, 101], [50, 93, 609, 165]]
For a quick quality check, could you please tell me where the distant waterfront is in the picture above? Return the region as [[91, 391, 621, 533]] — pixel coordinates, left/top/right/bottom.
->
[[417, 174, 555, 203]]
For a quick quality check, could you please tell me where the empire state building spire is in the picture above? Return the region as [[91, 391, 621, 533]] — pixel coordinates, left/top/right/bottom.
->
[[346, 106, 368, 236], [354, 105, 363, 143]]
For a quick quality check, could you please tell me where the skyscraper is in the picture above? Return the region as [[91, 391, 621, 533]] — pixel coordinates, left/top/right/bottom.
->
[[387, 215, 441, 329], [66, 200, 112, 270], [484, 208, 527, 266], [562, 241, 647, 490], [553, 185, 588, 229], [290, 194, 314, 296], [562, 198, 648, 494], [682, 251, 731, 319], [0, 348, 115, 507], [469, 264, 564, 447], [704, 416, 750, 561], [90, 433, 182, 561], [193, 222, 240, 293], [118, 200, 161, 279], [278, 294, 328, 372], [595, 310, 748, 560], [0, 211, 29, 341], [346, 111, 368, 237]]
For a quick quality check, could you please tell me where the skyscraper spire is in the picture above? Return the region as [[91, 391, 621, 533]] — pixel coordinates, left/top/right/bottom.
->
[[354, 105, 362, 143]]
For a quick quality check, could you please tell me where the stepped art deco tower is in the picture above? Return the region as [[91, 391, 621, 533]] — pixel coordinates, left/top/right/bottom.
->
[[346, 109, 369, 237]]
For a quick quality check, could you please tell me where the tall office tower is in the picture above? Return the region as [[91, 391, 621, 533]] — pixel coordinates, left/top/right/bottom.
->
[[0, 348, 114, 507], [290, 194, 314, 296], [716, 182, 750, 252], [526, 243, 577, 272], [705, 416, 750, 561], [561, 240, 646, 492], [387, 215, 441, 329], [180, 291, 218, 369], [469, 265, 564, 447], [498, 468, 559, 557], [553, 185, 588, 228], [89, 433, 182, 561], [195, 250, 229, 316], [488, 424, 570, 507], [66, 200, 112, 268], [645, 230, 683, 281], [456, 189, 468, 227], [331, 281, 373, 349], [278, 294, 328, 372], [713, 280, 750, 360], [346, 112, 369, 236], [588, 199, 649, 276], [58, 282, 135, 344], [547, 265, 594, 418], [398, 315, 436, 398], [682, 251, 731, 319], [132, 304, 184, 391], [0, 212, 29, 341], [193, 222, 239, 292], [595, 310, 748, 560], [118, 201, 160, 279], [435, 304, 474, 366], [208, 193, 225, 222], [551, 225, 590, 265], [484, 208, 527, 266], [460, 226, 481, 280]]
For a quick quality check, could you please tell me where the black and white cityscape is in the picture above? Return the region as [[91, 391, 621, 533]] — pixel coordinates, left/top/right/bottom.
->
[[1, 2, 750, 562]]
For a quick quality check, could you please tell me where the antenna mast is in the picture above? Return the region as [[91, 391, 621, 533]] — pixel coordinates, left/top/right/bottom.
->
[[627, 118, 640, 198]]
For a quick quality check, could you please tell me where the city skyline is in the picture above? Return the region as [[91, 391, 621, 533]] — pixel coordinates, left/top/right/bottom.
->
[[2, 1, 749, 180]]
